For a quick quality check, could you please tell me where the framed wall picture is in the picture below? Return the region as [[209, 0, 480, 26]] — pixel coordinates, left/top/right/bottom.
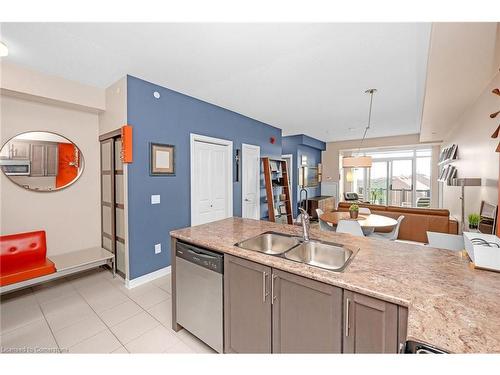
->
[[150, 143, 175, 176]]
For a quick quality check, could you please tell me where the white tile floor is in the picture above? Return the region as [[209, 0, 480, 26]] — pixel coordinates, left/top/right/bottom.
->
[[0, 268, 216, 354]]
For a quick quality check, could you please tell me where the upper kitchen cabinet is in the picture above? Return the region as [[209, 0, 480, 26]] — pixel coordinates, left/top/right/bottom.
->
[[224, 255, 272, 353], [30, 143, 58, 177], [0, 141, 31, 159], [272, 269, 343, 353], [343, 290, 405, 353]]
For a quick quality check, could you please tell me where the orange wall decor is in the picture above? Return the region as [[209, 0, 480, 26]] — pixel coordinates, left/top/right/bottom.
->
[[56, 143, 78, 188], [121, 125, 133, 163]]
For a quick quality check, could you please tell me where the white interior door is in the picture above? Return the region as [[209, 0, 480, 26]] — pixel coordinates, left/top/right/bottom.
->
[[191, 134, 233, 226], [242, 144, 261, 220], [210, 143, 229, 221]]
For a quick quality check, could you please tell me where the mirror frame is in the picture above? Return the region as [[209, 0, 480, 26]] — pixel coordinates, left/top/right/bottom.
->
[[0, 130, 85, 192]]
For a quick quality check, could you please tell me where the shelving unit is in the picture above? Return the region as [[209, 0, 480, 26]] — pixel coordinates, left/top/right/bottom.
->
[[262, 157, 293, 224], [438, 144, 459, 185]]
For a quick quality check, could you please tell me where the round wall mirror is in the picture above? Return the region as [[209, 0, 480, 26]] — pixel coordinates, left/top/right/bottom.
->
[[0, 131, 84, 192]]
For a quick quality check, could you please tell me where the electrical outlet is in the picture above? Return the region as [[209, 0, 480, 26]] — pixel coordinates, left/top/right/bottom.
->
[[151, 195, 160, 204], [155, 243, 161, 254]]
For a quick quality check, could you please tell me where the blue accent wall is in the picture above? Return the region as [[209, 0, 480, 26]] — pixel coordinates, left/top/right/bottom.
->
[[282, 135, 326, 217], [126, 75, 282, 279]]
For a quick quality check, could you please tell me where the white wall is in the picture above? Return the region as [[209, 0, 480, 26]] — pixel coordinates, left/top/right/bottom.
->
[[0, 95, 101, 255], [0, 62, 105, 112], [99, 77, 127, 135], [441, 72, 500, 225]]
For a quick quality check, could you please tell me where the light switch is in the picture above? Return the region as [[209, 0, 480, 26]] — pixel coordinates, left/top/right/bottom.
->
[[151, 195, 160, 204], [155, 243, 161, 254]]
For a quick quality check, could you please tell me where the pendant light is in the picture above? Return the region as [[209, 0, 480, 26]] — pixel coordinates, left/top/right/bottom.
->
[[342, 89, 377, 168]]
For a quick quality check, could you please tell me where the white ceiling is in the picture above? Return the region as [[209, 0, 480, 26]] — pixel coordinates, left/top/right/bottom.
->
[[0, 23, 431, 142]]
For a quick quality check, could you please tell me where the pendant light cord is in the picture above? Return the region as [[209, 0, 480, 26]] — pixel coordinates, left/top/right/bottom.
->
[[357, 89, 376, 154]]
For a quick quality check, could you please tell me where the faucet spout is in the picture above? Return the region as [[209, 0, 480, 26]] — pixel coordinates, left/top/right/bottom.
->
[[299, 208, 310, 242]]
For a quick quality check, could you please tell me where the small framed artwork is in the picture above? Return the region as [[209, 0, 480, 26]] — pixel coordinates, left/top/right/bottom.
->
[[150, 143, 175, 176]]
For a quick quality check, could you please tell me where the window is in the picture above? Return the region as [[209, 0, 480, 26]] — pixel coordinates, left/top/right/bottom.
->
[[343, 147, 432, 207], [351, 168, 365, 200], [415, 156, 431, 204]]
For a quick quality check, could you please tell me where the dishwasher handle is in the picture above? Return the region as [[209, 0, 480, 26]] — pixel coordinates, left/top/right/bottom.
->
[[187, 248, 219, 260], [176, 241, 223, 273]]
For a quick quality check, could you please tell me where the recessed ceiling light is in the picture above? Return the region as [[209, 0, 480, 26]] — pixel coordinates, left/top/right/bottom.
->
[[0, 41, 8, 57], [153, 91, 161, 99]]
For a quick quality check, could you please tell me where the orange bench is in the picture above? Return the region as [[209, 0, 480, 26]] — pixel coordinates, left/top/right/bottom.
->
[[0, 231, 56, 287]]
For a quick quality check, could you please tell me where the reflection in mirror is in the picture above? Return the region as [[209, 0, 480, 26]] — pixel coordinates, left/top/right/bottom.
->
[[0, 131, 84, 192]]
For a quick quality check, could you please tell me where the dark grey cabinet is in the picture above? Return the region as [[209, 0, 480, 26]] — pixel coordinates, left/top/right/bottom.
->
[[224, 255, 272, 353], [343, 290, 403, 353], [272, 269, 343, 353], [45, 144, 58, 176], [30, 144, 46, 176], [30, 143, 58, 177], [224, 255, 407, 354]]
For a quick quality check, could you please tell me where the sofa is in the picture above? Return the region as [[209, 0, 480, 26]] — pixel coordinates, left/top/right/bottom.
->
[[0, 230, 56, 286], [337, 202, 459, 243]]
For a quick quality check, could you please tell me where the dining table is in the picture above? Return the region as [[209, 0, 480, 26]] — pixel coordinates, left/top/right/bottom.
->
[[319, 211, 398, 235]]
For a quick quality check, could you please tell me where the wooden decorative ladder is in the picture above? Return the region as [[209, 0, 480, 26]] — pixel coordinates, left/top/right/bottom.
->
[[262, 157, 293, 224]]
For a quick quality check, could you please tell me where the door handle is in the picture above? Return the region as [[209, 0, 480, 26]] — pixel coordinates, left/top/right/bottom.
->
[[271, 274, 277, 304], [345, 298, 350, 337], [262, 272, 269, 302]]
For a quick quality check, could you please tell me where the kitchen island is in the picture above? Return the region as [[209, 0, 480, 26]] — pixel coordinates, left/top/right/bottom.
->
[[170, 217, 500, 353]]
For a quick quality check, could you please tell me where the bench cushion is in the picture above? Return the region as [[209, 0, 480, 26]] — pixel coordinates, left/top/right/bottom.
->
[[0, 259, 56, 286]]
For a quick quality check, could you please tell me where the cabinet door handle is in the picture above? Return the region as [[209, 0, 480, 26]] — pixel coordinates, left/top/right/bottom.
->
[[271, 274, 277, 304], [345, 298, 350, 337], [262, 272, 269, 302]]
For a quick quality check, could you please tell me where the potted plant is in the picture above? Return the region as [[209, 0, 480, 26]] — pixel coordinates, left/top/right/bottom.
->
[[468, 213, 480, 230], [349, 204, 359, 219]]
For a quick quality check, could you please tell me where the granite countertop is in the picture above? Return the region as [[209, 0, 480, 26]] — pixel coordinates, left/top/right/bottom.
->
[[170, 217, 500, 353]]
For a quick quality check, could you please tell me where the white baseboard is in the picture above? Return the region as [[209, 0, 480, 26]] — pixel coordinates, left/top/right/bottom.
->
[[126, 266, 171, 289]]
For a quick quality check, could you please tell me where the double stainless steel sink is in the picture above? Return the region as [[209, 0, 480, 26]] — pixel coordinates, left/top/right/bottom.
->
[[235, 231, 355, 272]]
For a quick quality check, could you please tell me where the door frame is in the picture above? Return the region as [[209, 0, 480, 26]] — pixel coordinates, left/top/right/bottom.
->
[[242, 143, 261, 220], [190, 133, 233, 226]]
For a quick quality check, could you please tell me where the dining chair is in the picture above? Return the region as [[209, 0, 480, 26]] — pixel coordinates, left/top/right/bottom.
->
[[316, 208, 335, 232], [369, 215, 405, 241], [359, 207, 371, 215], [336, 220, 364, 237]]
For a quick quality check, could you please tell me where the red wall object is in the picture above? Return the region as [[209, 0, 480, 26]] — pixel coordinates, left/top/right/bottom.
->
[[121, 125, 133, 163], [56, 143, 78, 188]]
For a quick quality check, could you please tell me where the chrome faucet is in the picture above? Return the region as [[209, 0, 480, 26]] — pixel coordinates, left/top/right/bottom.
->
[[299, 208, 310, 242]]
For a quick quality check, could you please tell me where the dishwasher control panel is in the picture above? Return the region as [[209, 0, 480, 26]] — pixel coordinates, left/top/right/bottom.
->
[[176, 241, 224, 274]]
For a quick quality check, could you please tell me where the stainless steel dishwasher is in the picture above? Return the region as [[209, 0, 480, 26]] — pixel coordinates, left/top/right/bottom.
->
[[176, 241, 223, 353]]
